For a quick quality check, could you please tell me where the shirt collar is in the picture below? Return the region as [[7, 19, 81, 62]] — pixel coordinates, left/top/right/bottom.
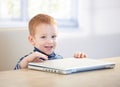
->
[[33, 47, 56, 59]]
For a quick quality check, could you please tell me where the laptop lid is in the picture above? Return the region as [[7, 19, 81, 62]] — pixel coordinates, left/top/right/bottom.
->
[[28, 58, 115, 74]]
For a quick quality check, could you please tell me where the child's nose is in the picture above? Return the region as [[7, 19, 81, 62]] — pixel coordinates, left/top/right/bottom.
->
[[47, 38, 53, 43]]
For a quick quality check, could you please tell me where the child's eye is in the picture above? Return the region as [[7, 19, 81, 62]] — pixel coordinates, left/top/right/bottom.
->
[[51, 35, 56, 39], [41, 36, 46, 39]]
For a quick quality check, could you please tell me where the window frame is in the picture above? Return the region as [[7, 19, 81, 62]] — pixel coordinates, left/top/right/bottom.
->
[[0, 0, 78, 28]]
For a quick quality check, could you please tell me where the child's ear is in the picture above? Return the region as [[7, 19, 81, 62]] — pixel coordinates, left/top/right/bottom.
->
[[28, 35, 35, 46]]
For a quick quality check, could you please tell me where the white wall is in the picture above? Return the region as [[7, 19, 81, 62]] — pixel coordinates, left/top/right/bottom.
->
[[0, 0, 120, 71], [56, 0, 120, 58]]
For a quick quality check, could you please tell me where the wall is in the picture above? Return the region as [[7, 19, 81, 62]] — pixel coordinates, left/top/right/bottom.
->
[[0, 0, 120, 71], [57, 0, 120, 58], [0, 29, 33, 71]]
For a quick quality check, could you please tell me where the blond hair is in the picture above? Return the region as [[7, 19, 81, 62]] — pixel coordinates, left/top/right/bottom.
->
[[29, 14, 57, 36]]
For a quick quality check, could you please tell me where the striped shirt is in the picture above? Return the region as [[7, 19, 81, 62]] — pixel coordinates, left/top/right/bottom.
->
[[14, 47, 63, 70]]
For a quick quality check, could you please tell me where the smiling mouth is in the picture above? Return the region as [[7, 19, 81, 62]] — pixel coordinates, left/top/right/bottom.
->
[[44, 46, 53, 49]]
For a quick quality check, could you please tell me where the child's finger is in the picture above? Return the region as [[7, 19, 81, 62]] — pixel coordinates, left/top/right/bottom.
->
[[27, 52, 48, 62], [33, 58, 44, 62], [35, 52, 48, 60], [74, 52, 81, 58], [80, 53, 86, 58], [74, 52, 87, 58]]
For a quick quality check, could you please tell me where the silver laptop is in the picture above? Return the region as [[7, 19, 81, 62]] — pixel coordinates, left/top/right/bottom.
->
[[28, 58, 115, 74]]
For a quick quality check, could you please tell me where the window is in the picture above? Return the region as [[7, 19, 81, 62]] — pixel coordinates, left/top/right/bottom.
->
[[0, 0, 78, 28]]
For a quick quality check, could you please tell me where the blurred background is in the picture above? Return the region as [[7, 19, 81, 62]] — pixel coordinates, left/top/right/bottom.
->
[[0, 0, 120, 70]]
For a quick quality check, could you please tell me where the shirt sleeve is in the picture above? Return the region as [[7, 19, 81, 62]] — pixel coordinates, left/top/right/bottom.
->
[[14, 63, 21, 70], [14, 54, 30, 70]]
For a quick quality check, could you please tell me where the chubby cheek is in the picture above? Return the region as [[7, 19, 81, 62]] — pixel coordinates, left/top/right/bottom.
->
[[53, 41, 57, 48], [35, 41, 44, 49]]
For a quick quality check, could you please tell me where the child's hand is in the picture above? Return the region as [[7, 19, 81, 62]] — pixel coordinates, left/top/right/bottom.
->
[[74, 52, 87, 58], [26, 52, 48, 62], [19, 52, 48, 69]]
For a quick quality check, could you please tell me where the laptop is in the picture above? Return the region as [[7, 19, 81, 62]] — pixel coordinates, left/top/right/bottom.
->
[[28, 58, 115, 74]]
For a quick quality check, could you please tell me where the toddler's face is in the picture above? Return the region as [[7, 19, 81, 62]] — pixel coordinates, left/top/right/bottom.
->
[[31, 24, 58, 55]]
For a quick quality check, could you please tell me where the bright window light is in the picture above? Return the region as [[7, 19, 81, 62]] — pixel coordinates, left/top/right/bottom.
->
[[0, 0, 78, 28]]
